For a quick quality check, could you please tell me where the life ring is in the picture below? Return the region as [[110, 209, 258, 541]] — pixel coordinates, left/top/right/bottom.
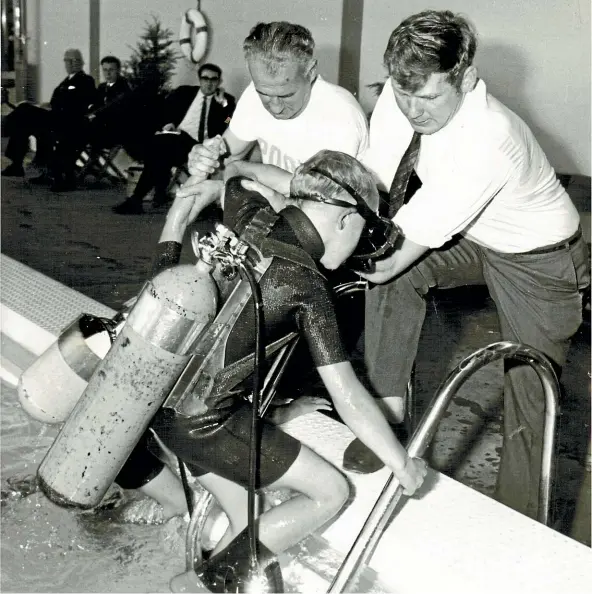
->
[[179, 8, 208, 64]]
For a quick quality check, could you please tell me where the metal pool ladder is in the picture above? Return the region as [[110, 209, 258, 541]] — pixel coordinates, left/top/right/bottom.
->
[[328, 341, 561, 593]]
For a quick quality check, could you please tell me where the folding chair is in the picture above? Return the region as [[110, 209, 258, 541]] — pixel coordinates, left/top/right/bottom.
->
[[76, 145, 127, 184], [166, 163, 190, 196]]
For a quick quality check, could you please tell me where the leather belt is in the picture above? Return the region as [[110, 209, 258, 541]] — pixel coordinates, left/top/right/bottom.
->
[[523, 227, 582, 255]]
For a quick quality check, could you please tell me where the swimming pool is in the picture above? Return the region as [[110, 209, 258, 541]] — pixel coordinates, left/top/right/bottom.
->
[[2, 255, 590, 594]]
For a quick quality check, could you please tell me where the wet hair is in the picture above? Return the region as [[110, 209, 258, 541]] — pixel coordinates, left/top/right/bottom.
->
[[291, 150, 379, 212], [243, 21, 315, 74], [383, 10, 477, 92], [198, 63, 222, 78], [100, 55, 121, 69]]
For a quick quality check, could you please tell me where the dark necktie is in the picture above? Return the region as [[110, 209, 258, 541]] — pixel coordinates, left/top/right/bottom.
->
[[388, 131, 421, 218], [197, 96, 208, 143]]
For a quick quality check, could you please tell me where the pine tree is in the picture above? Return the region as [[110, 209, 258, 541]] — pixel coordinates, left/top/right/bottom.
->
[[123, 16, 179, 93]]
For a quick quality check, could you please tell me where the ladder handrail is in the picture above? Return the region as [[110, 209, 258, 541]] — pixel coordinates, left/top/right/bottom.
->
[[328, 341, 560, 593]]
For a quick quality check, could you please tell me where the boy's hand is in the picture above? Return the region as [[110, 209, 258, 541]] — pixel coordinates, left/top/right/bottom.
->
[[241, 179, 289, 212], [270, 396, 332, 425], [393, 456, 428, 496], [159, 180, 223, 242]]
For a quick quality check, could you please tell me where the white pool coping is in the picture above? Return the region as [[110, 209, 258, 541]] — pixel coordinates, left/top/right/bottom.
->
[[1, 253, 590, 593]]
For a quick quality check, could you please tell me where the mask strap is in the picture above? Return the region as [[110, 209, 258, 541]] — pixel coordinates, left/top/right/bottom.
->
[[306, 167, 377, 222]]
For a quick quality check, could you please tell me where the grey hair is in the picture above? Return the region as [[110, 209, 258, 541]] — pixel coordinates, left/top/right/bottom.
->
[[243, 22, 315, 74], [64, 48, 84, 63], [291, 150, 379, 212]]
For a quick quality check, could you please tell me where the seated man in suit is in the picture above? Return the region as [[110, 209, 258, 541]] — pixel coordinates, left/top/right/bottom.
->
[[2, 48, 96, 191], [86, 55, 132, 148], [113, 63, 236, 214]]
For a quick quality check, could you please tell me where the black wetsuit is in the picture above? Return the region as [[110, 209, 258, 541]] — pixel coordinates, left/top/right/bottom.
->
[[116, 180, 348, 490]]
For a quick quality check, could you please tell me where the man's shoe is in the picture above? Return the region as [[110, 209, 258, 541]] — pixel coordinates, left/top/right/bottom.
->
[[29, 172, 54, 185], [342, 423, 410, 475], [112, 198, 144, 215], [152, 193, 173, 209], [2, 163, 25, 177], [50, 179, 77, 192], [342, 438, 385, 474]]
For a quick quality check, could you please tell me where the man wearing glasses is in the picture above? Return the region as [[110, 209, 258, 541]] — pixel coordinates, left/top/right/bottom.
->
[[113, 63, 235, 214]]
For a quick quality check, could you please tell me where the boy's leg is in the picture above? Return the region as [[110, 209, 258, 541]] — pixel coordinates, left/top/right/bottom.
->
[[152, 404, 349, 556], [196, 442, 349, 557]]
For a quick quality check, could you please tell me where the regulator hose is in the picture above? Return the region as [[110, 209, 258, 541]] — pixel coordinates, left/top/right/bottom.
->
[[240, 259, 267, 572]]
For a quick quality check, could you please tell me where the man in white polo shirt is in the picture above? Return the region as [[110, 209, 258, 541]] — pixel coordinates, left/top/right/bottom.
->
[[358, 10, 590, 521], [187, 21, 368, 185]]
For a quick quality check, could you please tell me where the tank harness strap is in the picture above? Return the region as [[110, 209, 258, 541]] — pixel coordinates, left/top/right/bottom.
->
[[164, 208, 278, 414], [238, 207, 322, 277], [165, 206, 325, 415]]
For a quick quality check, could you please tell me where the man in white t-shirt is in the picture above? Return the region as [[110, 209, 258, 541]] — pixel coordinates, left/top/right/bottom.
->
[[187, 21, 368, 190], [357, 10, 590, 522]]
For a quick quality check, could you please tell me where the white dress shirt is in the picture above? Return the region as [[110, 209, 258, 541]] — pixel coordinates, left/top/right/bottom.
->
[[361, 80, 580, 252], [178, 90, 211, 141]]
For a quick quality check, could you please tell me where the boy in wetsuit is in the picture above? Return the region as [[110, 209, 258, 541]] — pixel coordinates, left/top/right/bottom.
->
[[115, 150, 427, 591]]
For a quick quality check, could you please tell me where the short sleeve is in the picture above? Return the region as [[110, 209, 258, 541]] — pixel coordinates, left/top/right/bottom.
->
[[295, 270, 348, 367], [228, 84, 259, 143], [223, 177, 270, 234]]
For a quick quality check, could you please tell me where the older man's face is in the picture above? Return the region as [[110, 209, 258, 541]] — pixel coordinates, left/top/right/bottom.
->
[[248, 57, 314, 120], [63, 51, 83, 75]]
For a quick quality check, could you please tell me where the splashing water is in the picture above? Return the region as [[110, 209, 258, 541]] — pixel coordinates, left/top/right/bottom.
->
[[1, 381, 188, 593], [1, 379, 387, 593]]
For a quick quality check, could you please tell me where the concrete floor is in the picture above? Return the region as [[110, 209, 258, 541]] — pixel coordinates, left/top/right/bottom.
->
[[1, 155, 590, 547]]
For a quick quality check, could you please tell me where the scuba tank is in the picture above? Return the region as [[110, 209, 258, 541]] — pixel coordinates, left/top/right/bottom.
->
[[36, 229, 233, 509], [17, 309, 129, 424], [18, 137, 227, 427]]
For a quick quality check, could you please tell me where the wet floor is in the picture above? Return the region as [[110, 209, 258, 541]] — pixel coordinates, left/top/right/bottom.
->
[[1, 152, 590, 549]]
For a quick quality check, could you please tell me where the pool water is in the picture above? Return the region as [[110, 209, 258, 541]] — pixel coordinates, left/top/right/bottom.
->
[[1, 382, 191, 593], [1, 380, 388, 593]]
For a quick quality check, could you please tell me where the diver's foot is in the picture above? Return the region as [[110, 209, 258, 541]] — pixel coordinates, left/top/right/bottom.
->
[[190, 528, 284, 594], [193, 558, 284, 594]]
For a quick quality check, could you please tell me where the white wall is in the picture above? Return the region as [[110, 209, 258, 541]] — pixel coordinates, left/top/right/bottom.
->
[[28, 0, 590, 175], [35, 0, 90, 102], [99, 0, 344, 100], [359, 0, 591, 175]]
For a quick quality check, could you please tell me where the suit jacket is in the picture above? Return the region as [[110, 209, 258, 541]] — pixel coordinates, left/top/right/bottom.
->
[[91, 77, 132, 113], [163, 85, 236, 141], [50, 71, 96, 121]]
